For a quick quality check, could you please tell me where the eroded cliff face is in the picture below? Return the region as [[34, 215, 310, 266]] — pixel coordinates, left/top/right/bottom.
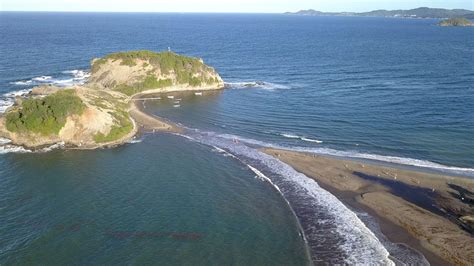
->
[[88, 51, 224, 95], [0, 50, 224, 149], [0, 87, 133, 148]]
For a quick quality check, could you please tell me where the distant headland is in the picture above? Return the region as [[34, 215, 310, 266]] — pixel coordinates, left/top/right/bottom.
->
[[438, 18, 474, 26], [0, 50, 224, 149], [285, 7, 474, 20]]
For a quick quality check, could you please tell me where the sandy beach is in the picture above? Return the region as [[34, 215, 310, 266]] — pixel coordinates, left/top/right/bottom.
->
[[262, 148, 474, 265], [129, 98, 182, 133]]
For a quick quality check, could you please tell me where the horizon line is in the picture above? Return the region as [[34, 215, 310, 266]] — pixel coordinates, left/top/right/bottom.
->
[[1, 6, 472, 14]]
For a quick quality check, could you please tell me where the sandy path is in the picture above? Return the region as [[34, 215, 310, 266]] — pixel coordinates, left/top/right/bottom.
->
[[129, 99, 182, 133]]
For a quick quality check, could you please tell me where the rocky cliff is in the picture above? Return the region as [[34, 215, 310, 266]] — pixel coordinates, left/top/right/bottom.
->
[[0, 50, 224, 149], [88, 51, 224, 96]]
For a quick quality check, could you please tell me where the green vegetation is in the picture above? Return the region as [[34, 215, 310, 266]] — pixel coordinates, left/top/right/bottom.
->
[[91, 50, 221, 95], [5, 90, 85, 135], [94, 111, 133, 143], [92, 50, 205, 73], [115, 76, 173, 96], [438, 18, 473, 26]]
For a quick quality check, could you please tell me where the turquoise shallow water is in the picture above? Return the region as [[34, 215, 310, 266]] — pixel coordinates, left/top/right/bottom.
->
[[0, 134, 309, 264]]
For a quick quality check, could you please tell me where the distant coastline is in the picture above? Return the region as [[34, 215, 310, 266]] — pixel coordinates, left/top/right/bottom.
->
[[285, 7, 474, 20]]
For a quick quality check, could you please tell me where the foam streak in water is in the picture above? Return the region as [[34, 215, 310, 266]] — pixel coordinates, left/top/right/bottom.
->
[[281, 133, 323, 144], [1, 70, 90, 114], [217, 133, 474, 178], [182, 129, 395, 264], [224, 81, 289, 90], [9, 69, 90, 88]]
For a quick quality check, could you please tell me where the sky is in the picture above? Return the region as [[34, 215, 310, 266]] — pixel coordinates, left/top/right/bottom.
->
[[1, 0, 472, 13]]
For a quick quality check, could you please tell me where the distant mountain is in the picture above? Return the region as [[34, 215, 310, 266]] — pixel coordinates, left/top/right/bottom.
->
[[285, 7, 474, 19]]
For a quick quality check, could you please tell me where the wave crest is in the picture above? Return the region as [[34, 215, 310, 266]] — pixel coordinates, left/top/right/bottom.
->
[[9, 69, 90, 88], [225, 81, 290, 90], [281, 133, 323, 144], [1, 69, 90, 114]]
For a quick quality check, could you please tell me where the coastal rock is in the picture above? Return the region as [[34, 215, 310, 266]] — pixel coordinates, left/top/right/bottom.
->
[[438, 18, 474, 27], [88, 50, 224, 96], [31, 85, 61, 95], [0, 51, 224, 149]]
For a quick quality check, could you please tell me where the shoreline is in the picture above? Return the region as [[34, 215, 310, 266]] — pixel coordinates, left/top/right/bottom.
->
[[262, 148, 473, 265], [0, 86, 221, 151], [2, 88, 473, 264]]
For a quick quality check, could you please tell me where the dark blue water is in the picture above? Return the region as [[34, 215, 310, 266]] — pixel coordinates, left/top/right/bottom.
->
[[0, 134, 310, 264], [1, 12, 473, 172], [1, 12, 473, 264]]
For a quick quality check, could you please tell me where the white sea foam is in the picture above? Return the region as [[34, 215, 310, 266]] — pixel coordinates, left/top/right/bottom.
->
[[2, 70, 91, 114], [225, 81, 290, 90], [11, 80, 33, 86], [0, 99, 14, 113], [126, 138, 143, 144], [38, 142, 65, 152], [0, 89, 32, 113], [300, 137, 323, 143], [0, 138, 12, 145], [32, 76, 52, 82], [9, 69, 90, 88], [0, 145, 32, 154], [281, 133, 323, 144], [294, 146, 474, 177], [183, 129, 394, 264], [4, 89, 31, 98], [281, 133, 300, 139], [214, 133, 474, 177]]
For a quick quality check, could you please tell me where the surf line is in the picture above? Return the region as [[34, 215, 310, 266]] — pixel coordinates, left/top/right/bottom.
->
[[178, 134, 313, 263], [174, 129, 394, 264]]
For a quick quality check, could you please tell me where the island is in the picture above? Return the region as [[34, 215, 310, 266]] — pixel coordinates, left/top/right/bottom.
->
[[0, 50, 224, 149], [286, 7, 474, 19], [438, 18, 474, 26]]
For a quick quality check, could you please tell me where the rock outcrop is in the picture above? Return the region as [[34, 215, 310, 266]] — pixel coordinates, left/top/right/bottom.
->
[[0, 50, 224, 149], [438, 18, 474, 26], [88, 51, 224, 96]]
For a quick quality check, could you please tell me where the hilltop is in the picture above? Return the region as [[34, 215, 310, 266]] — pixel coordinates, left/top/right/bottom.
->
[[0, 51, 224, 149], [89, 50, 223, 95], [286, 7, 474, 19]]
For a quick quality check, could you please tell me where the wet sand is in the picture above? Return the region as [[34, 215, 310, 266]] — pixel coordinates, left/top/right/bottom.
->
[[129, 97, 183, 133], [262, 148, 474, 265]]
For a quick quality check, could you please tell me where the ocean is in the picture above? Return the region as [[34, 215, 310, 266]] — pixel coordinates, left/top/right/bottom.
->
[[0, 12, 473, 264]]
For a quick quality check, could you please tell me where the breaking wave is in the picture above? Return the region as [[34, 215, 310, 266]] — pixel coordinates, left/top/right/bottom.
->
[[180, 128, 398, 264], [213, 133, 474, 178], [293, 146, 474, 177], [0, 89, 31, 113], [0, 144, 31, 154], [10, 69, 90, 87], [281, 133, 323, 144], [1, 69, 90, 114], [0, 140, 64, 155], [224, 81, 290, 90], [126, 138, 143, 144]]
